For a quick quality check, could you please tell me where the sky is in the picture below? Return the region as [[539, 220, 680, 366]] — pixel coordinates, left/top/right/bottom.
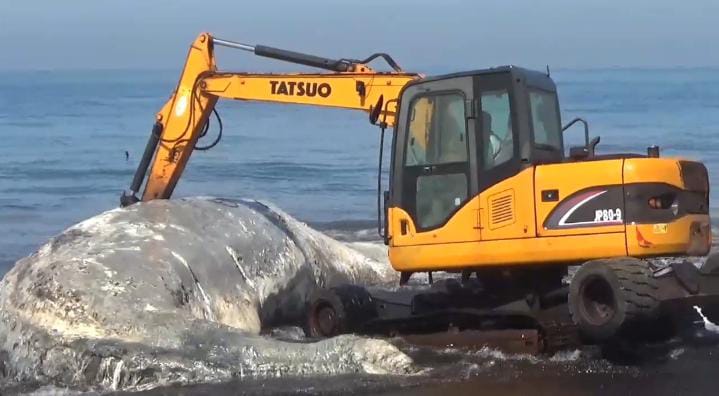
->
[[1, 0, 718, 72]]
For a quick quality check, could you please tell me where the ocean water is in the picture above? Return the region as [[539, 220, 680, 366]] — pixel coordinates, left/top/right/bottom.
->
[[1, 68, 718, 274]]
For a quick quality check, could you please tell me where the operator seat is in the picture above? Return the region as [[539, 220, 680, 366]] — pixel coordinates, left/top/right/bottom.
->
[[481, 111, 499, 169]]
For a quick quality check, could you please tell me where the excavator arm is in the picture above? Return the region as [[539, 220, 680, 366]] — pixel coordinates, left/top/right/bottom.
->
[[121, 32, 420, 205]]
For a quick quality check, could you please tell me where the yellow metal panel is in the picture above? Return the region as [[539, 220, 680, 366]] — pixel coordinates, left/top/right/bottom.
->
[[534, 160, 625, 237], [389, 232, 627, 272], [626, 215, 711, 257], [623, 158, 683, 188], [480, 168, 536, 240], [389, 199, 481, 247], [202, 73, 417, 127], [143, 33, 218, 201], [488, 190, 515, 230]]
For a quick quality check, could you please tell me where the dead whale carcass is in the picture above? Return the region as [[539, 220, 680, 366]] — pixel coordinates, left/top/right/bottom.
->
[[0, 198, 413, 391]]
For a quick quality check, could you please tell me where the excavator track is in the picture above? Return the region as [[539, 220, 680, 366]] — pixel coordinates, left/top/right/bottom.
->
[[306, 281, 586, 354], [539, 318, 581, 353]]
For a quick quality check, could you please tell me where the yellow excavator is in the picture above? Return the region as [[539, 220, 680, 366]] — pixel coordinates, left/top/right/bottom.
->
[[123, 32, 719, 349]]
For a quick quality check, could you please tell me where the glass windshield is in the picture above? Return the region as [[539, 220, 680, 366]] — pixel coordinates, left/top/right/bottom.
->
[[404, 92, 469, 230], [405, 93, 467, 166], [480, 90, 514, 169], [529, 89, 562, 152]]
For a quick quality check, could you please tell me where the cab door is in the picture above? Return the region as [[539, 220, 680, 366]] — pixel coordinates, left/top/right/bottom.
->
[[474, 72, 536, 241], [389, 76, 481, 247]]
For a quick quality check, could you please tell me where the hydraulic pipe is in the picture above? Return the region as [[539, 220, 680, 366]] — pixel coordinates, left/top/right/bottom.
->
[[120, 122, 161, 206], [213, 37, 351, 72]]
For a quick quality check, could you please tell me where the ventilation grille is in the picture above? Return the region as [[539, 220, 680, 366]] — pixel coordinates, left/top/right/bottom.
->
[[490, 191, 515, 230]]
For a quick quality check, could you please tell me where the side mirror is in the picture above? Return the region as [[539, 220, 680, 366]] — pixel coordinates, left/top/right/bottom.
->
[[563, 117, 602, 159], [369, 95, 384, 125], [569, 146, 589, 160], [561, 117, 590, 146], [569, 136, 601, 160], [587, 136, 600, 157]]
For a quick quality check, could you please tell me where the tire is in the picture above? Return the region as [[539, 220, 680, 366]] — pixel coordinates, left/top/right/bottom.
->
[[569, 258, 659, 342], [304, 284, 377, 338]]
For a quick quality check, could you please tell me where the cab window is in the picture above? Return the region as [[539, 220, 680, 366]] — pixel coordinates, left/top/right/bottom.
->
[[404, 92, 468, 229], [529, 89, 562, 152], [405, 94, 467, 166], [480, 90, 514, 170]]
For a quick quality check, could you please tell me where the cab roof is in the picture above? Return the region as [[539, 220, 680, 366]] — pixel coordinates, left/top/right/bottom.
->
[[416, 65, 557, 92]]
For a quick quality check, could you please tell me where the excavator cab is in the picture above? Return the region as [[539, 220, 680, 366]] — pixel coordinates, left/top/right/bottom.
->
[[386, 65, 711, 274], [387, 67, 573, 262], [389, 67, 562, 241]]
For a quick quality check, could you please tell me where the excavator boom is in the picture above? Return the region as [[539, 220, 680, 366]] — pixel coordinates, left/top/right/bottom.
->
[[122, 32, 419, 204]]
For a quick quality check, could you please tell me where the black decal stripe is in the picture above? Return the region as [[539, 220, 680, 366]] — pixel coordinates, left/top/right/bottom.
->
[[544, 186, 625, 230]]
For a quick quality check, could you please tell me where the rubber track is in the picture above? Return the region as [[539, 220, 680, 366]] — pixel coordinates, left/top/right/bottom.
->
[[539, 319, 581, 353]]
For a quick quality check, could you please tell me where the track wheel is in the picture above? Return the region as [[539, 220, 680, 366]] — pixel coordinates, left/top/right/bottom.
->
[[569, 258, 659, 342], [305, 284, 377, 338]]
